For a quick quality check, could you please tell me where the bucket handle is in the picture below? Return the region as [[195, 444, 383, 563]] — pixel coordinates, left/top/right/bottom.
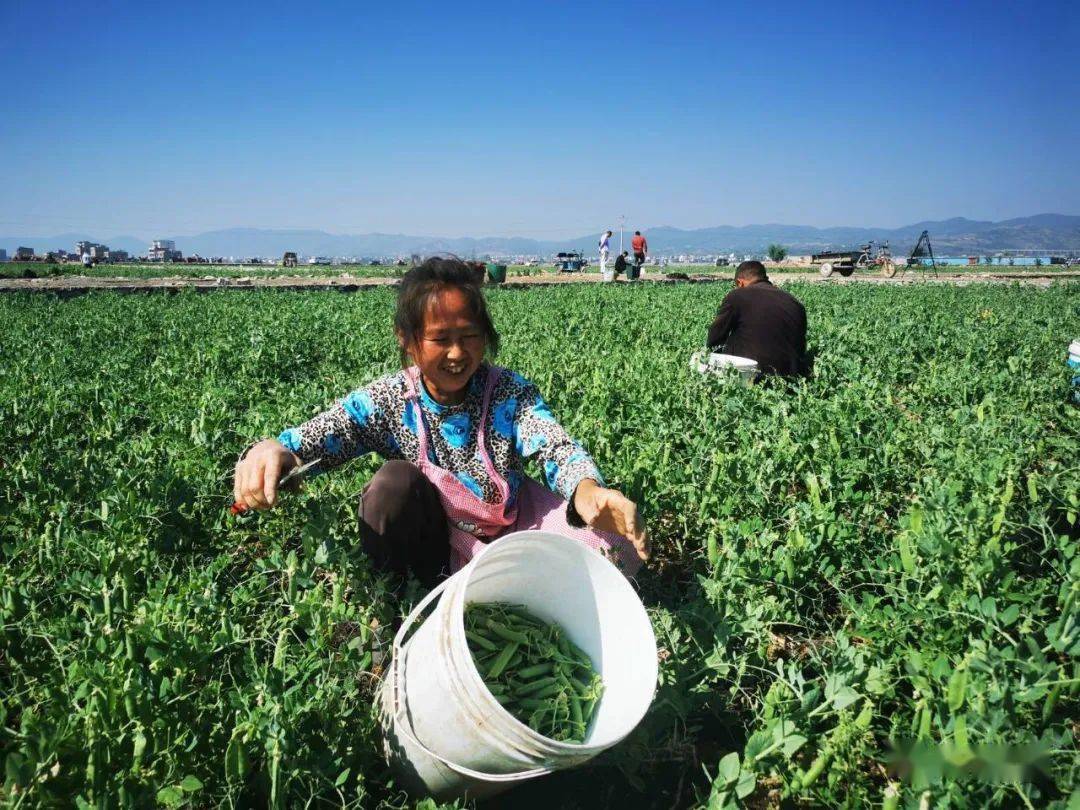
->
[[391, 577, 555, 784]]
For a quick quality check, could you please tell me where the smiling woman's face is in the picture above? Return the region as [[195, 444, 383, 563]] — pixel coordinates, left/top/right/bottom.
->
[[402, 286, 487, 405]]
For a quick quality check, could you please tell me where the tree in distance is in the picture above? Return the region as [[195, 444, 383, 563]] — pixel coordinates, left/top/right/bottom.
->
[[766, 244, 788, 263]]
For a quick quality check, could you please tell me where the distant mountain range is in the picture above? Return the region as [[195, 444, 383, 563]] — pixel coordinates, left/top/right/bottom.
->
[[4, 214, 1078, 258]]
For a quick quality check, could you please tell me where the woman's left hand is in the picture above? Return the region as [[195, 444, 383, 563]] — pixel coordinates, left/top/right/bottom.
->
[[573, 479, 650, 562]]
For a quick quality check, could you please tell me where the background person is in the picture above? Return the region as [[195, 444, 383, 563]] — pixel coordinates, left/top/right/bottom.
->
[[233, 257, 649, 586], [706, 260, 810, 377], [614, 250, 629, 278], [599, 230, 613, 281], [631, 230, 648, 274]]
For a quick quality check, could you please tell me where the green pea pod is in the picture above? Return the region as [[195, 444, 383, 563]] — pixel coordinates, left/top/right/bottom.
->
[[527, 712, 546, 732], [523, 681, 562, 701], [516, 676, 558, 696], [466, 630, 499, 652], [1042, 683, 1062, 722], [798, 749, 831, 789], [517, 662, 554, 680], [487, 619, 530, 645], [583, 695, 597, 723], [570, 675, 592, 695], [569, 693, 584, 729], [487, 642, 519, 680], [504, 605, 545, 625]]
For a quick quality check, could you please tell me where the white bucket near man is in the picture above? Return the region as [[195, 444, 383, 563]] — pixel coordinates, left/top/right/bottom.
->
[[379, 531, 658, 802], [689, 350, 760, 385]]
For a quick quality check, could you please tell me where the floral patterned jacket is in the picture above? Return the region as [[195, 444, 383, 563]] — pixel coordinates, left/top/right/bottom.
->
[[278, 363, 604, 507]]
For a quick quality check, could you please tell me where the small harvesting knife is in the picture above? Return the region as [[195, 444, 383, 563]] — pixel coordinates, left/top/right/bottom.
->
[[230, 457, 321, 515]]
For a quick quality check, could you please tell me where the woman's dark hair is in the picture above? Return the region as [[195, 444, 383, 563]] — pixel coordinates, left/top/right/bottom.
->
[[394, 256, 500, 366]]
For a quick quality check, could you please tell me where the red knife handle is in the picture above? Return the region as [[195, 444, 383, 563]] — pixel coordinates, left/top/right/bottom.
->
[[230, 501, 248, 515]]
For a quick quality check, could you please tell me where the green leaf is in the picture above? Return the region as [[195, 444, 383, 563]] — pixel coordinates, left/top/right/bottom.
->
[[735, 769, 756, 799], [832, 687, 860, 711], [855, 701, 874, 730], [866, 665, 889, 695], [179, 775, 203, 791], [716, 751, 740, 783], [5, 752, 26, 787], [826, 675, 861, 711], [156, 786, 185, 807], [743, 730, 772, 762], [781, 733, 808, 757], [334, 767, 351, 787]]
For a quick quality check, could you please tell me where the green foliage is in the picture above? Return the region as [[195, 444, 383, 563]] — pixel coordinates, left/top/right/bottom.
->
[[0, 282, 1077, 808], [766, 244, 788, 263]]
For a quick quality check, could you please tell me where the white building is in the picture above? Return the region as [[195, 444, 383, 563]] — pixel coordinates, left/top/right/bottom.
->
[[76, 240, 104, 256], [148, 239, 182, 261]]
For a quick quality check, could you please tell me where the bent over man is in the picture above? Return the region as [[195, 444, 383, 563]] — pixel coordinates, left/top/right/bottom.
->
[[707, 261, 810, 377]]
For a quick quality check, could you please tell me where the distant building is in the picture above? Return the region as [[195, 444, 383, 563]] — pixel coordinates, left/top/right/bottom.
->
[[0, 248, 7, 262], [148, 239, 182, 261], [15, 246, 34, 260], [75, 240, 114, 261], [108, 250, 130, 262]]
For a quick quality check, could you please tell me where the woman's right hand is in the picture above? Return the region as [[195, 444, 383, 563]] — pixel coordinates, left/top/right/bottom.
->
[[233, 439, 301, 511]]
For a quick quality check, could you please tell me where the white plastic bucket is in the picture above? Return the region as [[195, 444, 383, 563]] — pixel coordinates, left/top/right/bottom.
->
[[690, 350, 759, 385], [379, 531, 657, 802], [601, 270, 615, 282]]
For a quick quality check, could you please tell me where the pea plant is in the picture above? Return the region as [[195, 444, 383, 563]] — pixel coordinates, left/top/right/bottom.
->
[[0, 282, 1077, 808]]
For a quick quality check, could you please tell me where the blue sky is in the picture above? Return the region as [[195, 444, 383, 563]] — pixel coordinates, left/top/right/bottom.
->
[[1, 0, 1077, 239]]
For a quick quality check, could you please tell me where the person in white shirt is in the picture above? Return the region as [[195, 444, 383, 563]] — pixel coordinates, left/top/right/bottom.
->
[[599, 230, 613, 281]]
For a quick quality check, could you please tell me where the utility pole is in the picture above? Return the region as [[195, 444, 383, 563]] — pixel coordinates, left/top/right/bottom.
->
[[618, 214, 626, 254]]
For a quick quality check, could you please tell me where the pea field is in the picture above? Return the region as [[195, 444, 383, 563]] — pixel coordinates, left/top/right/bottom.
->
[[1, 282, 1078, 808]]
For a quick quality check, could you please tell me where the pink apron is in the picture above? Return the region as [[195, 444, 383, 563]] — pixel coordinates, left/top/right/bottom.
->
[[403, 366, 642, 577]]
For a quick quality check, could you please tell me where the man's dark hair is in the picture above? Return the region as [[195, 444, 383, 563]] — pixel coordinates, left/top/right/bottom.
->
[[634, 230, 641, 235], [735, 260, 768, 283], [394, 256, 499, 366]]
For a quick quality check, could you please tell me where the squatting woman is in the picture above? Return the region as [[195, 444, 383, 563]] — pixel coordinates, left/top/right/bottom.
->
[[232, 257, 649, 586]]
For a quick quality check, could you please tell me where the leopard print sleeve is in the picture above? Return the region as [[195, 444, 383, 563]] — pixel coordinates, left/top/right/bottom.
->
[[276, 373, 397, 474], [512, 375, 605, 500]]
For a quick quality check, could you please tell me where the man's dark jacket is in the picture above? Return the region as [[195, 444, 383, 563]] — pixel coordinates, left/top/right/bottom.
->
[[706, 281, 810, 377]]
